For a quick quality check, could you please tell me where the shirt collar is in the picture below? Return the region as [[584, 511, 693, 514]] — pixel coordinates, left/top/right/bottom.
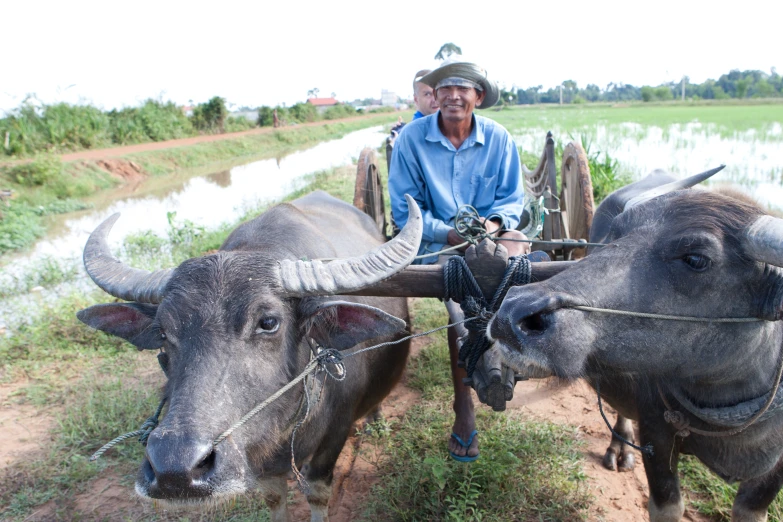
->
[[426, 112, 485, 150]]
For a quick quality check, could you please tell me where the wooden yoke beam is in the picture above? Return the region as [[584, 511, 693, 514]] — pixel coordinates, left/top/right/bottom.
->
[[344, 239, 576, 300]]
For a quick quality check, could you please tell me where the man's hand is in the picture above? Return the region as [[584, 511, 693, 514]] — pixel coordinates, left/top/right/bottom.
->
[[479, 217, 502, 236], [447, 228, 466, 248]]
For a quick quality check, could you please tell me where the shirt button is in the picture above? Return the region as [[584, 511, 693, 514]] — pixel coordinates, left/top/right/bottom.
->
[[456, 152, 459, 156]]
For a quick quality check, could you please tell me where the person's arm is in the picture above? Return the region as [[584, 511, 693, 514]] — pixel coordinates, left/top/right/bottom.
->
[[486, 136, 525, 231], [389, 135, 453, 244]]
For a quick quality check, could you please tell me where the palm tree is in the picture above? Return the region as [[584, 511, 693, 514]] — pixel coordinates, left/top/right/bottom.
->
[[434, 43, 462, 61], [307, 88, 320, 99]]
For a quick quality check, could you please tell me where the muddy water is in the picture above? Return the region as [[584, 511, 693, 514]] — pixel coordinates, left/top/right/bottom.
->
[[514, 121, 783, 208], [0, 126, 387, 328]]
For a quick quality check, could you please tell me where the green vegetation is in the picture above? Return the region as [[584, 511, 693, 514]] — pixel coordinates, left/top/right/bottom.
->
[[257, 101, 359, 127], [515, 68, 783, 104], [0, 113, 400, 257], [487, 102, 783, 135], [0, 95, 364, 158], [362, 299, 590, 521], [191, 96, 228, 133], [680, 455, 783, 520]]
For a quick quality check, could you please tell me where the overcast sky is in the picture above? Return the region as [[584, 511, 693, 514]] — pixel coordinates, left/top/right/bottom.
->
[[2, 0, 779, 112]]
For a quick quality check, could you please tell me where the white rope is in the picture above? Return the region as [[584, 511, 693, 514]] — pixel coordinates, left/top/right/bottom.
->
[[572, 305, 765, 323]]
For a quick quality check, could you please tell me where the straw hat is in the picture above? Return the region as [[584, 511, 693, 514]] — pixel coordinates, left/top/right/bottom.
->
[[419, 56, 499, 109]]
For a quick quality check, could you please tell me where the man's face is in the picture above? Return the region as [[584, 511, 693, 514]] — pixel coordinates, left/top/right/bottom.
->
[[413, 83, 438, 116], [435, 85, 485, 123]]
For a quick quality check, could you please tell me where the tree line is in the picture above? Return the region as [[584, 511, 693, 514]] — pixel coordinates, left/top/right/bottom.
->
[[512, 68, 783, 104]]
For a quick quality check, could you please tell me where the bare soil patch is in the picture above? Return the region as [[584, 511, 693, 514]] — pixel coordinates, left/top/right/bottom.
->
[[0, 383, 55, 469], [94, 159, 147, 182]]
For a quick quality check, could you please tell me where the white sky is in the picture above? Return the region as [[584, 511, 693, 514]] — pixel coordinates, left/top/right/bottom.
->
[[1, 0, 780, 113]]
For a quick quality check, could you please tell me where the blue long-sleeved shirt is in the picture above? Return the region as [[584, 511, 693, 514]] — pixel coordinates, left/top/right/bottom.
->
[[389, 113, 524, 264]]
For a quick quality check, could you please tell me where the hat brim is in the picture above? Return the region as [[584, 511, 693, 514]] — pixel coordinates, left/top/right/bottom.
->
[[420, 62, 499, 110]]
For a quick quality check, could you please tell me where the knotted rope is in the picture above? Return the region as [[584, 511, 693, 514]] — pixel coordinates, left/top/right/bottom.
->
[[444, 255, 531, 378]]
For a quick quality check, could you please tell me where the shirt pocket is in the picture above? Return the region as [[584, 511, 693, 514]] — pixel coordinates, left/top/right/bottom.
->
[[470, 173, 498, 206]]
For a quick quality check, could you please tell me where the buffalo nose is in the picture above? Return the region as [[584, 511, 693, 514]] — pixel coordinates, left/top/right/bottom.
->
[[492, 288, 572, 340], [142, 431, 217, 498]]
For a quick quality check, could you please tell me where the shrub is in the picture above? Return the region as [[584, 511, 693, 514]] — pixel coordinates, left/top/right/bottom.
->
[[8, 154, 63, 186], [323, 103, 358, 120], [109, 99, 194, 144], [191, 96, 228, 134], [288, 102, 318, 123]]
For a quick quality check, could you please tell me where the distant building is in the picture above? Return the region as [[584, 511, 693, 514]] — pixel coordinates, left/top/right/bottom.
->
[[380, 90, 397, 106], [181, 105, 194, 117], [307, 97, 339, 114]]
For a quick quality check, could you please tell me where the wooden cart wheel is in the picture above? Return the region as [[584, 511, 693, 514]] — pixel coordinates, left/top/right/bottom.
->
[[560, 141, 594, 259], [353, 147, 387, 236]]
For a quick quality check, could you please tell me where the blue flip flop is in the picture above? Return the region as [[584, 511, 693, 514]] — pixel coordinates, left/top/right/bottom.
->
[[450, 430, 479, 462]]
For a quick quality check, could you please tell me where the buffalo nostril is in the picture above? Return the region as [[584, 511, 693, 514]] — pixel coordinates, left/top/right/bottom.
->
[[192, 448, 217, 481], [519, 312, 548, 333], [142, 458, 156, 484]]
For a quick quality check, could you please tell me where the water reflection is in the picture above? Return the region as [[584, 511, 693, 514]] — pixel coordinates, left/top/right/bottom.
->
[[13, 126, 385, 262], [513, 121, 783, 208], [0, 126, 386, 327], [208, 170, 232, 188]]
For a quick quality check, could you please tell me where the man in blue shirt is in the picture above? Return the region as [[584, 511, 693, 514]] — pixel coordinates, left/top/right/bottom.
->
[[389, 69, 439, 140], [389, 58, 529, 461]]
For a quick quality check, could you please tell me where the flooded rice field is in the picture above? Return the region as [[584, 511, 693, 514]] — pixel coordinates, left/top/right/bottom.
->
[[0, 126, 386, 328], [513, 120, 783, 208]]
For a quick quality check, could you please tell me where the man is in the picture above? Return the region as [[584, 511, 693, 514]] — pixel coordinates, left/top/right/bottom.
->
[[389, 57, 529, 461], [389, 69, 440, 140]]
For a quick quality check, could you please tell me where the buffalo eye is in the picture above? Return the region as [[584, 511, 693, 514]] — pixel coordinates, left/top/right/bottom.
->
[[683, 254, 710, 271], [255, 317, 279, 334]]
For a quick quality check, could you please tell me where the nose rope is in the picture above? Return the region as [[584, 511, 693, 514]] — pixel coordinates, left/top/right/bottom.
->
[[571, 305, 765, 323], [87, 318, 475, 463]]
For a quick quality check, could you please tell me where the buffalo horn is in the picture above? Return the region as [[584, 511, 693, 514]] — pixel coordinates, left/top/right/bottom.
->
[[743, 215, 783, 268], [277, 194, 423, 296], [83, 213, 173, 304], [624, 165, 725, 210]]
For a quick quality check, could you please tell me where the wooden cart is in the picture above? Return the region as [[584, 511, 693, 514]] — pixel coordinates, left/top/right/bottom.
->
[[354, 131, 595, 260]]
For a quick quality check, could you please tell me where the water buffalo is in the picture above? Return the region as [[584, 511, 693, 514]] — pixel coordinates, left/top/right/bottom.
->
[[489, 172, 783, 521], [76, 190, 422, 522]]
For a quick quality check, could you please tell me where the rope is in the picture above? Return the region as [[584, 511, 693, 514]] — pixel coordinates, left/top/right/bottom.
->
[[595, 381, 654, 457], [572, 305, 764, 323], [90, 398, 167, 461], [657, 345, 783, 438], [444, 255, 532, 378]]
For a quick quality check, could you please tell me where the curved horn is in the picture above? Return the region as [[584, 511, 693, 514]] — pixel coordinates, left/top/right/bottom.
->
[[83, 213, 173, 303], [743, 215, 783, 268], [277, 194, 423, 296], [624, 165, 725, 210]]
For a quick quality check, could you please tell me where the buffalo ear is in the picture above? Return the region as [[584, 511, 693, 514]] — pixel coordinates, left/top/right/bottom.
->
[[301, 300, 407, 351], [76, 303, 162, 350]]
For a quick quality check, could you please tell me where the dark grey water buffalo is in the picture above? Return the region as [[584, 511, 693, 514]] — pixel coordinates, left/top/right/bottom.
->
[[77, 190, 422, 522], [489, 173, 783, 521]]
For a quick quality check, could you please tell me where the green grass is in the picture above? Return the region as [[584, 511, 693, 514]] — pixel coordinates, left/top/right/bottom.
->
[[360, 298, 590, 521], [486, 103, 783, 135], [679, 455, 783, 521]]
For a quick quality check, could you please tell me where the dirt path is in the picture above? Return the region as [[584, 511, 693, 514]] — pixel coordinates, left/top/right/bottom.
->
[[52, 115, 381, 162]]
